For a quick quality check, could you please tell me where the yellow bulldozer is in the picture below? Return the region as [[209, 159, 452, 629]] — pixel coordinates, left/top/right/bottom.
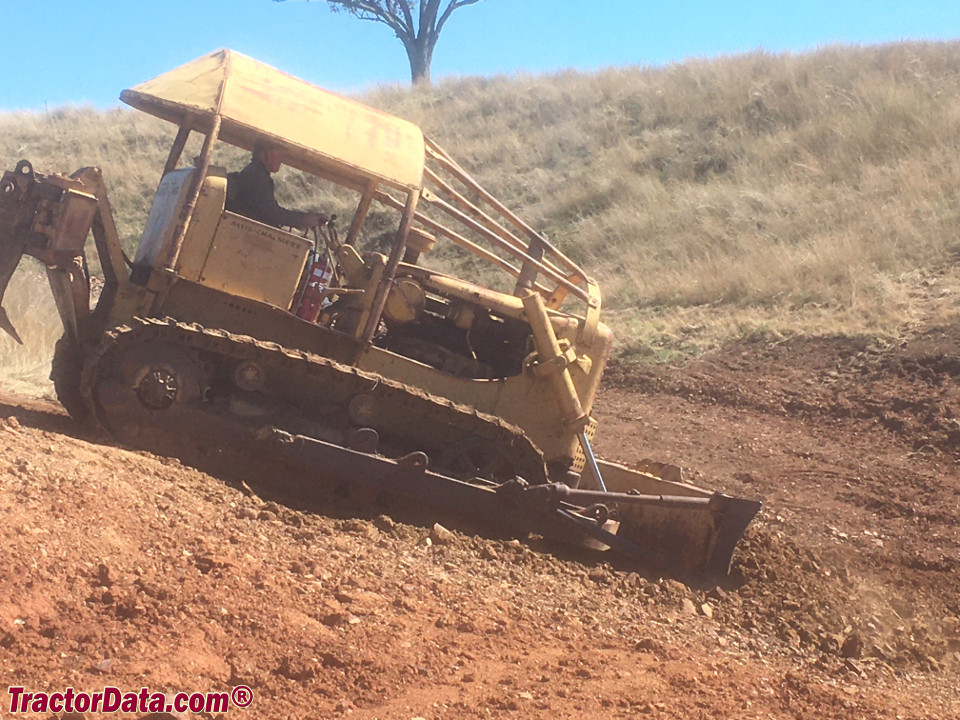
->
[[0, 50, 759, 578]]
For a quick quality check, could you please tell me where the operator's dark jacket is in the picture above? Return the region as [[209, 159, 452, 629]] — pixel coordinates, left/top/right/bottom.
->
[[226, 158, 311, 229]]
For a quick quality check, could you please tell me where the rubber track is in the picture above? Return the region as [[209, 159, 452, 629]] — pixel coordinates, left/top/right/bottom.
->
[[81, 317, 548, 483]]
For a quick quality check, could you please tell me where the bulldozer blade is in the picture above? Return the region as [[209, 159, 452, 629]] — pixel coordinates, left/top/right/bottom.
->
[[262, 428, 758, 579], [588, 458, 762, 578]]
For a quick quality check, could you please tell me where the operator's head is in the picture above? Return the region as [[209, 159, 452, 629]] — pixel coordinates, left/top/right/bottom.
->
[[253, 140, 283, 173]]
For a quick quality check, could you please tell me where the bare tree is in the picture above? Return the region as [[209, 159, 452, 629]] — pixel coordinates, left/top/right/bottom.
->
[[275, 1, 483, 85]]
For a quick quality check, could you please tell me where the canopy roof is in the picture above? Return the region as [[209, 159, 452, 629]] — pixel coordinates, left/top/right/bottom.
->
[[121, 49, 425, 192]]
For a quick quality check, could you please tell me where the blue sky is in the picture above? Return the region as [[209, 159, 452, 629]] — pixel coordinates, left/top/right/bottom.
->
[[3, 1, 960, 110]]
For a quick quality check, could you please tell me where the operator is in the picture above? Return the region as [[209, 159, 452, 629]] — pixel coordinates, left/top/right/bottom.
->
[[226, 141, 326, 230]]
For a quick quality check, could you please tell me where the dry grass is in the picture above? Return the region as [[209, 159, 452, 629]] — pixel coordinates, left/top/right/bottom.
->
[[0, 263, 62, 396], [367, 42, 960, 355], [4, 41, 960, 394]]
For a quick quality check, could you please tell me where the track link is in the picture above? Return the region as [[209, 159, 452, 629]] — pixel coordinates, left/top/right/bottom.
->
[[80, 317, 548, 484]]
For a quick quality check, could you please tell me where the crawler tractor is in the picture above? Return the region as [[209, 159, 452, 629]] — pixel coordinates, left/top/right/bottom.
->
[[0, 51, 759, 577]]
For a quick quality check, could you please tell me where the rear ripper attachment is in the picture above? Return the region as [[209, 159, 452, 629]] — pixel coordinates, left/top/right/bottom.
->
[[0, 159, 127, 348], [0, 161, 93, 343]]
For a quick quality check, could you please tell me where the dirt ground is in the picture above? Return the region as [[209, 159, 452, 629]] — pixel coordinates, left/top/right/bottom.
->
[[1, 329, 959, 719]]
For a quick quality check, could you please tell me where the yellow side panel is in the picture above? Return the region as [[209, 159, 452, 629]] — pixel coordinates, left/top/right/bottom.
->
[[135, 168, 229, 279], [176, 169, 228, 281], [356, 320, 614, 466], [198, 212, 311, 310]]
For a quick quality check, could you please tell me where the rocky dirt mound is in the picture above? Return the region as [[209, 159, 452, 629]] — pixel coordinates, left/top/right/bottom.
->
[[608, 327, 960, 459], [2, 329, 959, 719]]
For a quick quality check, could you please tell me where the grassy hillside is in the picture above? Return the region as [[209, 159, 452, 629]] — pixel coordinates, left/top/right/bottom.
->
[[371, 42, 960, 356], [3, 41, 960, 392]]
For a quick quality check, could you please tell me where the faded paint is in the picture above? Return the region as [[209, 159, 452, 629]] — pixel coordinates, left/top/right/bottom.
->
[[121, 49, 425, 192], [199, 213, 312, 309]]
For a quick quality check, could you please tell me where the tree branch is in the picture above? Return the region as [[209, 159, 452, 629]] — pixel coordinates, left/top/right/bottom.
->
[[276, 0, 486, 85], [420, 0, 441, 41], [436, 0, 480, 35], [333, 1, 415, 41], [392, 0, 415, 33]]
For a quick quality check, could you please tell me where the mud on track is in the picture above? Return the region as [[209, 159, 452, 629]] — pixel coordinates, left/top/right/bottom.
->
[[1, 331, 958, 718]]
